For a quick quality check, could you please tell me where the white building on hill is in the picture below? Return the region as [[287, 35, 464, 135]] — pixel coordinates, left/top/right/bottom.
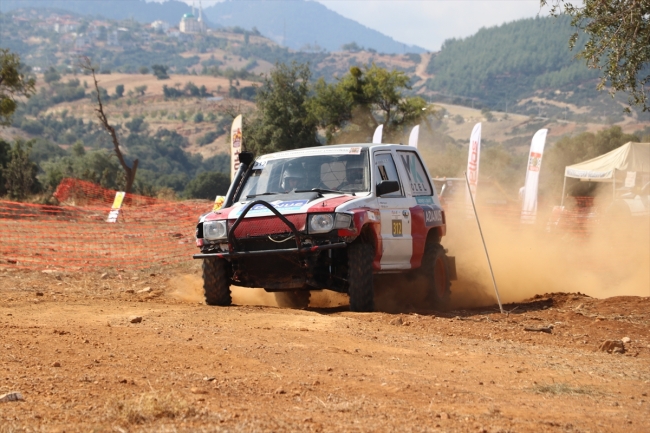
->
[[179, 1, 206, 34]]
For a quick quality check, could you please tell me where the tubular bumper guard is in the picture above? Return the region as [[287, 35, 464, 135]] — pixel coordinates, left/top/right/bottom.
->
[[193, 199, 347, 260]]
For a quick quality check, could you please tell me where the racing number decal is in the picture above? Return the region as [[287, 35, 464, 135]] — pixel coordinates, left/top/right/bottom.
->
[[392, 220, 403, 237]]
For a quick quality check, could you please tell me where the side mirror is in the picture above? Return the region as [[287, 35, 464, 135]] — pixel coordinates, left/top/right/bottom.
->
[[376, 180, 400, 196], [239, 151, 254, 166]]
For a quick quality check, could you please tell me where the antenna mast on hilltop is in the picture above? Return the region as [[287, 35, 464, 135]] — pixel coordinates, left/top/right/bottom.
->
[[198, 0, 204, 33]]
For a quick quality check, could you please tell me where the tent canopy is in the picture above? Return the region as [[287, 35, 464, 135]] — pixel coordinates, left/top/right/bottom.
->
[[564, 142, 650, 181]]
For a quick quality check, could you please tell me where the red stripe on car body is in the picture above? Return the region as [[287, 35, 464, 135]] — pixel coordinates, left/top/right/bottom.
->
[[307, 195, 356, 212]]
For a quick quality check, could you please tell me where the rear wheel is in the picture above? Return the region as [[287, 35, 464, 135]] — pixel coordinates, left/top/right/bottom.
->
[[274, 290, 311, 309], [420, 242, 451, 310], [202, 257, 232, 306], [347, 242, 375, 312]]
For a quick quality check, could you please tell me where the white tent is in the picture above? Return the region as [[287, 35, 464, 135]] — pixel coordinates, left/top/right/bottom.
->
[[561, 142, 650, 205]]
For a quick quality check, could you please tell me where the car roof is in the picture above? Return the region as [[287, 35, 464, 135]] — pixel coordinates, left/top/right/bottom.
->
[[260, 143, 411, 159]]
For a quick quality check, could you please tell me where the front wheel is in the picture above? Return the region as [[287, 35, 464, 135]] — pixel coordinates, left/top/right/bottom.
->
[[203, 257, 232, 306], [347, 242, 375, 312], [420, 242, 451, 310], [274, 290, 310, 309]]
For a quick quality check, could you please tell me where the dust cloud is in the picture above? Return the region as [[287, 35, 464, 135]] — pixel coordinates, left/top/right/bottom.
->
[[445, 198, 650, 310], [169, 274, 276, 306], [168, 274, 348, 308], [172, 196, 648, 312]]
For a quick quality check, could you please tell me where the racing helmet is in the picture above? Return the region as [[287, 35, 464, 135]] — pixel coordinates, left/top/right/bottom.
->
[[345, 157, 365, 184], [281, 165, 305, 190]]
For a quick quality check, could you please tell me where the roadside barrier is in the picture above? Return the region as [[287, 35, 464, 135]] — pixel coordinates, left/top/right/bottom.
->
[[0, 178, 211, 271], [0, 178, 609, 272]]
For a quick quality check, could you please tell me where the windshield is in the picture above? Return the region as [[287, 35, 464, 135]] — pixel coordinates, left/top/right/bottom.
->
[[236, 148, 370, 201]]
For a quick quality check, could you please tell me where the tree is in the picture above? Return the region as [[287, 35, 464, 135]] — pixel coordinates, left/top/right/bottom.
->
[[245, 62, 319, 155], [0, 139, 10, 195], [341, 42, 362, 52], [183, 171, 230, 199], [40, 146, 122, 192], [125, 117, 147, 133], [309, 64, 430, 143], [0, 49, 35, 126], [115, 84, 125, 98], [43, 66, 61, 84], [152, 64, 170, 80], [139, 66, 149, 75], [79, 56, 139, 194], [542, 0, 650, 112], [134, 85, 147, 96], [3, 140, 41, 200]]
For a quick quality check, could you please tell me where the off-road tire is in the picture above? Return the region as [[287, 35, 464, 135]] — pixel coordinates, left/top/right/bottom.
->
[[420, 242, 451, 310], [274, 291, 310, 309], [202, 257, 232, 306], [347, 242, 375, 312]]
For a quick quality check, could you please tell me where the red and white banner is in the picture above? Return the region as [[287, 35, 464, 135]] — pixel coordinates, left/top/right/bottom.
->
[[465, 123, 481, 215], [230, 114, 243, 181], [372, 124, 383, 144], [521, 129, 548, 224], [408, 125, 420, 148]]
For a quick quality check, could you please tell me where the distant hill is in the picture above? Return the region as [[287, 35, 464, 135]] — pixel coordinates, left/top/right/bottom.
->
[[0, 0, 193, 25], [0, 0, 425, 54], [203, 0, 425, 54], [426, 16, 602, 112]]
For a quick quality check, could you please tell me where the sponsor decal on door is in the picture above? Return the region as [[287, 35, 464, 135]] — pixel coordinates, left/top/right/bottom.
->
[[392, 220, 403, 237]]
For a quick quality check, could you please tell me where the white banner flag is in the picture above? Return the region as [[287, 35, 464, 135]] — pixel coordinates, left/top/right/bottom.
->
[[230, 114, 243, 182], [408, 125, 420, 148], [372, 124, 383, 144], [465, 123, 481, 215], [521, 129, 548, 224]]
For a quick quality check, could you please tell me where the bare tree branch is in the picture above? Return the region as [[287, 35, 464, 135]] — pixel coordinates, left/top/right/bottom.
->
[[78, 56, 138, 194]]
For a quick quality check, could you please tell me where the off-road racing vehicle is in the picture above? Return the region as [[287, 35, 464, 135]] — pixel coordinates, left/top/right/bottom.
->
[[194, 144, 456, 312]]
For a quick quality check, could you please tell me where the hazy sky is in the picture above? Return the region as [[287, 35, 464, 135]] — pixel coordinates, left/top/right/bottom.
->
[[181, 0, 548, 51]]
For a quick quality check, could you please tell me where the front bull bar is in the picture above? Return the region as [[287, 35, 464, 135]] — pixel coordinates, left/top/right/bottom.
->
[[193, 200, 346, 259]]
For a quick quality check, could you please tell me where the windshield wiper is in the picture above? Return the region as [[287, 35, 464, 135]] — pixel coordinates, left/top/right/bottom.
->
[[295, 188, 355, 196], [246, 192, 279, 198]]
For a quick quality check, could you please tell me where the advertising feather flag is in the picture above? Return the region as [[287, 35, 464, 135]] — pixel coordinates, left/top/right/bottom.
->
[[521, 129, 548, 224]]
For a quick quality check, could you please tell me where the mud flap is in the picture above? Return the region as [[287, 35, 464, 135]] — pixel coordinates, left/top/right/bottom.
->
[[447, 256, 457, 281]]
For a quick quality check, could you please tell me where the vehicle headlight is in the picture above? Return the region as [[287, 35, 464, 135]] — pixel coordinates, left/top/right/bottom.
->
[[308, 213, 352, 233], [334, 213, 352, 229], [203, 220, 228, 240], [309, 214, 334, 233]]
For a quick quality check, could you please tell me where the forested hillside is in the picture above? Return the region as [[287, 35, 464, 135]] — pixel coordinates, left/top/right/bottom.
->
[[425, 16, 640, 120]]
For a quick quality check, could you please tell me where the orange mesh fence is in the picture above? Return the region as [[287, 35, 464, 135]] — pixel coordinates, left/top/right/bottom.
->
[[1, 178, 212, 271], [0, 177, 610, 272]]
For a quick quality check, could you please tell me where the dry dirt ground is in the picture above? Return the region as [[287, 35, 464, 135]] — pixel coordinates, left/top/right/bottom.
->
[[1, 262, 648, 433]]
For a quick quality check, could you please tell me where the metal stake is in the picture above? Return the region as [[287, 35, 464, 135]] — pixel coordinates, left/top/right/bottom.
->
[[464, 171, 504, 314]]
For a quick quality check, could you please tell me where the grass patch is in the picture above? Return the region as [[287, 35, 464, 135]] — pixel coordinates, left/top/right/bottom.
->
[[532, 383, 596, 396], [106, 392, 198, 425]]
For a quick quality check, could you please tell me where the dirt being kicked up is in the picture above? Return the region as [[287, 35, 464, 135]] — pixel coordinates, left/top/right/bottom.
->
[[1, 262, 649, 432]]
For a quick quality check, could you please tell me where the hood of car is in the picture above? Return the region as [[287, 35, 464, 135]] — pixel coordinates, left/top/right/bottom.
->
[[203, 193, 358, 222]]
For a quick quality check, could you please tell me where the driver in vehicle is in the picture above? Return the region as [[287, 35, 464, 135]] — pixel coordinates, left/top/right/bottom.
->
[[281, 166, 305, 192], [338, 159, 366, 191]]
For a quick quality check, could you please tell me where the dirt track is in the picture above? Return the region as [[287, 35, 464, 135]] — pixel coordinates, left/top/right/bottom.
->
[[1, 263, 649, 432]]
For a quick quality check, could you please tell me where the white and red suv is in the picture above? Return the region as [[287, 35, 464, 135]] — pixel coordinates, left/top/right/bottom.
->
[[194, 144, 456, 312]]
